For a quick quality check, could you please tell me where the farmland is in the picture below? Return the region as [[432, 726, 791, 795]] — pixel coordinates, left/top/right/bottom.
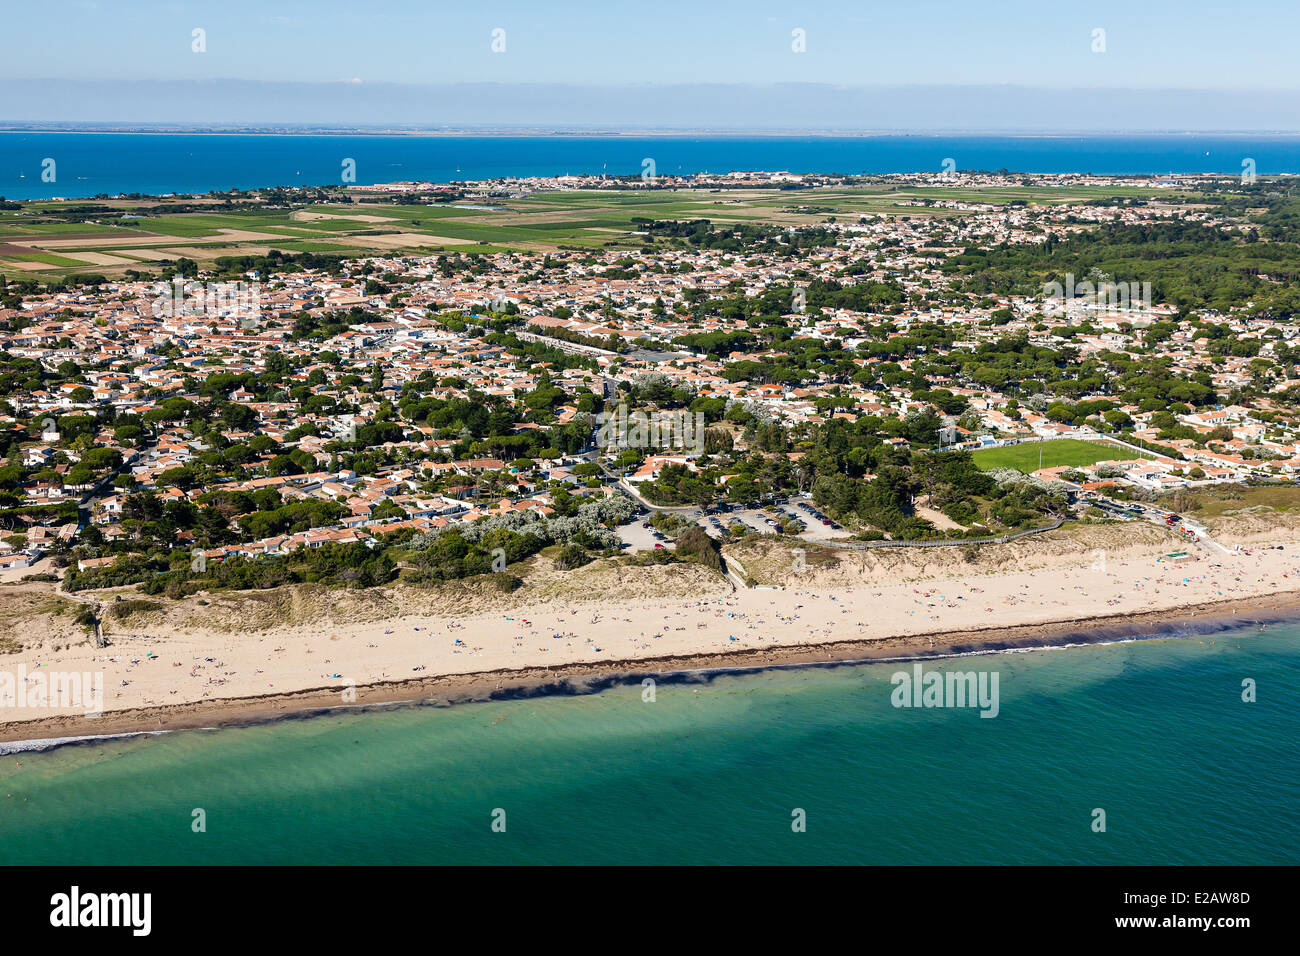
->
[[0, 180, 1184, 282]]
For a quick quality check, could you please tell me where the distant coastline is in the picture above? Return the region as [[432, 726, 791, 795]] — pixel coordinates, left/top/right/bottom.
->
[[4, 125, 1300, 138], [6, 129, 1300, 200]]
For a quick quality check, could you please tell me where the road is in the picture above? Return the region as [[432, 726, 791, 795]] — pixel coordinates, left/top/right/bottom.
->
[[1084, 492, 1229, 555]]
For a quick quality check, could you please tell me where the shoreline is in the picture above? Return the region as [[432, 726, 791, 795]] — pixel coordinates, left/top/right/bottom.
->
[[4, 589, 1296, 751]]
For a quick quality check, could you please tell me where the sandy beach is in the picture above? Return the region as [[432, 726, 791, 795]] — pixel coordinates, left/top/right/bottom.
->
[[3, 530, 1300, 744]]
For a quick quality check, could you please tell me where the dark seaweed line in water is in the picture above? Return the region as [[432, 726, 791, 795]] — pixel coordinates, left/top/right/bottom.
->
[[3, 605, 1287, 756]]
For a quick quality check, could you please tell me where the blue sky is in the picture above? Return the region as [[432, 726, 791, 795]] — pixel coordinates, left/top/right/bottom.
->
[[7, 0, 1298, 89], [3, 1, 1297, 129]]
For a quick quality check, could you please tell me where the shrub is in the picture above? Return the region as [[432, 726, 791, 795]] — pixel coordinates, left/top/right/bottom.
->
[[109, 599, 163, 619], [674, 525, 723, 573], [554, 543, 592, 571]]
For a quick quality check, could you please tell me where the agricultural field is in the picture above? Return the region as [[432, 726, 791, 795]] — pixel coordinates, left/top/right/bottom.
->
[[971, 439, 1124, 473], [0, 181, 1185, 282]]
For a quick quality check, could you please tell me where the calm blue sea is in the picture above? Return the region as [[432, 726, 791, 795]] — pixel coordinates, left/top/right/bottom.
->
[[1, 133, 1297, 200], [1, 626, 1297, 865]]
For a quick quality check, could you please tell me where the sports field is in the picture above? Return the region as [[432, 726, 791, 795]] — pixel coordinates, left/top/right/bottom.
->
[[971, 439, 1122, 473]]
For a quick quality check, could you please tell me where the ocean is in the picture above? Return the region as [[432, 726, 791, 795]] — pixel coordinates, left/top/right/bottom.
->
[[2, 132, 1298, 201], [2, 626, 1297, 865]]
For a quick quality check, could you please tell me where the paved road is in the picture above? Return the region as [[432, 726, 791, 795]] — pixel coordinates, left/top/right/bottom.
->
[[1085, 492, 1229, 555]]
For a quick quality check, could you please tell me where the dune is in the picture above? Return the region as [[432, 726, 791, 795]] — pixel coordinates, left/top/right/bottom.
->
[[2, 527, 1298, 736]]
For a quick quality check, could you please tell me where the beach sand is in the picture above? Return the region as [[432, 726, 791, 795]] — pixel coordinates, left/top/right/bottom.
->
[[3, 532, 1299, 743]]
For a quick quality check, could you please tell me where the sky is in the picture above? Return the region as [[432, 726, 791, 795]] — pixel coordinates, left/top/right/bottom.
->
[[4, 0, 1299, 129]]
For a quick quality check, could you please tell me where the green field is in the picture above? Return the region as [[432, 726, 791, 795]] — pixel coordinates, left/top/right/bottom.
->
[[0, 181, 1204, 282], [971, 439, 1121, 473], [1157, 483, 1300, 518]]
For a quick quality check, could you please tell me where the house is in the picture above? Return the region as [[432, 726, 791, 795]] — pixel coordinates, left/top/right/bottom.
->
[[77, 555, 119, 572], [0, 551, 42, 572], [626, 455, 696, 483], [22, 446, 55, 467]]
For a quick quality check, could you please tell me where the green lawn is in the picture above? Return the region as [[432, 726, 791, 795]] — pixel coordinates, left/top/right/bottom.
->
[[971, 439, 1120, 473], [0, 251, 87, 267]]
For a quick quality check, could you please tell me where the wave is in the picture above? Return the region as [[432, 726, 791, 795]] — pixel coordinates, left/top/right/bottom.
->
[[0, 730, 168, 755]]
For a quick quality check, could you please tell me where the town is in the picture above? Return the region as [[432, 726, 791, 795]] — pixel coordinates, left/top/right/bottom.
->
[[2, 170, 1297, 592]]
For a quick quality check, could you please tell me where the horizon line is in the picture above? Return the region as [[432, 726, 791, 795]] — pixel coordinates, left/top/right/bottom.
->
[[4, 125, 1300, 137]]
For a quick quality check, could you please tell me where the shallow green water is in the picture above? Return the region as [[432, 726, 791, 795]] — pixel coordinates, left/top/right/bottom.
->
[[1, 626, 1297, 864]]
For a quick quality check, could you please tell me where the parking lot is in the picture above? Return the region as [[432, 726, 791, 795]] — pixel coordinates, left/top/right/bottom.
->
[[616, 517, 669, 553], [615, 497, 849, 553], [774, 503, 845, 542]]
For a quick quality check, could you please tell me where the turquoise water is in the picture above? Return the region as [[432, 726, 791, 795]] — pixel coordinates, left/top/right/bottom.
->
[[1, 627, 1298, 865], [4, 133, 1300, 200]]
